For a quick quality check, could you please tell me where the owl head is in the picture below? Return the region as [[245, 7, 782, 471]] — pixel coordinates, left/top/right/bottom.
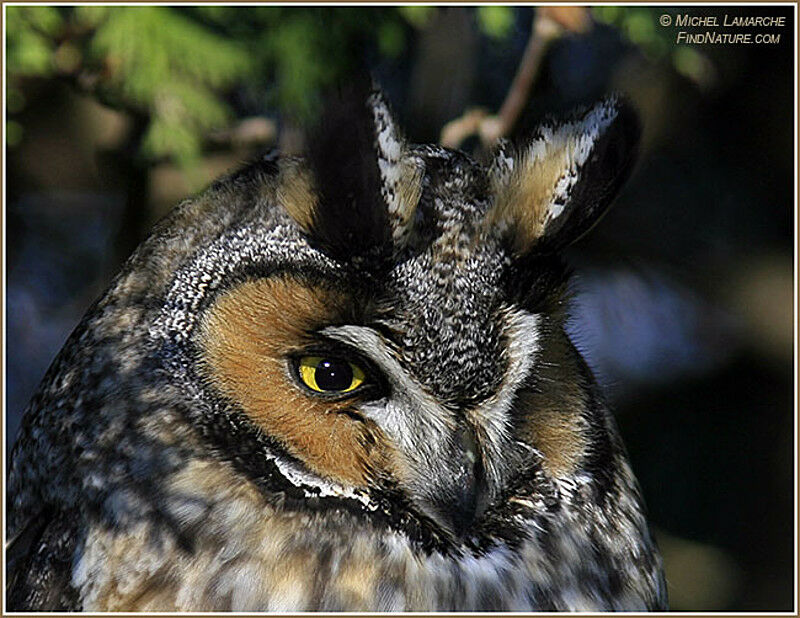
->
[[134, 86, 640, 543], [10, 86, 641, 556]]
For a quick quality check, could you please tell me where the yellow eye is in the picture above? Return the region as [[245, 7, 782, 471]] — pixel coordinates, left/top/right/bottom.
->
[[297, 356, 366, 394]]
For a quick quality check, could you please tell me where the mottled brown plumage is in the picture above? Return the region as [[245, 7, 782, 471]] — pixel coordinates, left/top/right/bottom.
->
[[7, 89, 666, 611]]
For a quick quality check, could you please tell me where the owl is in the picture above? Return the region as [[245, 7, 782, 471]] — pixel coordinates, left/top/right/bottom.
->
[[7, 86, 667, 611]]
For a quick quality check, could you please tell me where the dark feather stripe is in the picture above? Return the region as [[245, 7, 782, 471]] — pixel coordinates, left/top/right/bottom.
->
[[306, 83, 392, 265], [502, 253, 570, 314]]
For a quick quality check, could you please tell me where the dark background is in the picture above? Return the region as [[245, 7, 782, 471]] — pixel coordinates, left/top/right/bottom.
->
[[5, 6, 796, 610]]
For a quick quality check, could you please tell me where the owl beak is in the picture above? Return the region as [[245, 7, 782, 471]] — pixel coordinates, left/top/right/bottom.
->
[[418, 426, 489, 540]]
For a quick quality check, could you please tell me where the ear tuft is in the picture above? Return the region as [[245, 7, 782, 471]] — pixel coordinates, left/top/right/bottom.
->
[[368, 90, 424, 247], [486, 96, 641, 256], [280, 84, 424, 265], [302, 81, 392, 264]]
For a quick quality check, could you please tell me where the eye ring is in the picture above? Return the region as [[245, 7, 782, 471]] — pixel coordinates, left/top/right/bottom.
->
[[293, 355, 367, 396]]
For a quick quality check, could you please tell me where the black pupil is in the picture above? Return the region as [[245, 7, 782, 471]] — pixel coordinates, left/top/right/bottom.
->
[[315, 358, 353, 391]]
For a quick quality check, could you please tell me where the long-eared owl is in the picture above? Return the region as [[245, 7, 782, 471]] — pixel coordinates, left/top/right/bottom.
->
[[7, 86, 667, 611]]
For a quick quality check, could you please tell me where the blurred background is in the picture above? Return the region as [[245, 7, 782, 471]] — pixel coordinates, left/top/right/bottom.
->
[[5, 5, 795, 610]]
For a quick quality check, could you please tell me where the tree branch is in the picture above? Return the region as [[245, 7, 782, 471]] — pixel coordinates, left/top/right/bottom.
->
[[440, 7, 592, 149]]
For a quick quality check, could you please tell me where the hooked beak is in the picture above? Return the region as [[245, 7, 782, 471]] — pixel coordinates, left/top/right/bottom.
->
[[412, 425, 489, 539]]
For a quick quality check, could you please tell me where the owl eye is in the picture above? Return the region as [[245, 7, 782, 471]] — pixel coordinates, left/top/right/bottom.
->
[[295, 356, 366, 394]]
